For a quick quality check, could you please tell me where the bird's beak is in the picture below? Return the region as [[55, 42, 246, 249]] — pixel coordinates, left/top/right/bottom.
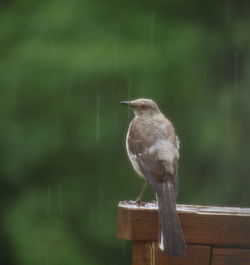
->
[[119, 101, 132, 107]]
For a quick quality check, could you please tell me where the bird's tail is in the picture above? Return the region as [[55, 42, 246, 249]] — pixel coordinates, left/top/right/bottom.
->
[[156, 181, 186, 257]]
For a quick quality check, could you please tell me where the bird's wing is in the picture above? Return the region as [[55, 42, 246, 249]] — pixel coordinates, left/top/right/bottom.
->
[[127, 118, 178, 190]]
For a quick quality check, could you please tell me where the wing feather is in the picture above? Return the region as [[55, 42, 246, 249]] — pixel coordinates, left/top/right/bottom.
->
[[127, 118, 178, 188]]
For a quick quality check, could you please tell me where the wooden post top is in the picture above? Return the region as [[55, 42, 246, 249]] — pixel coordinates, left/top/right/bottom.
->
[[117, 201, 250, 248]]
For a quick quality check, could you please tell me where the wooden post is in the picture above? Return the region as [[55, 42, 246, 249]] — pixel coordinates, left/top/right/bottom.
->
[[117, 201, 250, 265]]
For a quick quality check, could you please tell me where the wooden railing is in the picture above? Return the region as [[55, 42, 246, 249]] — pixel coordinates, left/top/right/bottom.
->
[[117, 201, 250, 265]]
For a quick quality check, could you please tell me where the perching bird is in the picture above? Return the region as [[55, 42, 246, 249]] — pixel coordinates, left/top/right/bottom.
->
[[120, 98, 186, 257]]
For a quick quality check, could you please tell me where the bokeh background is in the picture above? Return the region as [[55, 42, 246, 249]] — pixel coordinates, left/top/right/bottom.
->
[[0, 0, 250, 264]]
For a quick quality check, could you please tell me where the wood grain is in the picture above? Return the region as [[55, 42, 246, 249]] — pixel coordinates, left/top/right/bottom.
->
[[133, 242, 211, 265], [117, 202, 250, 248], [211, 248, 250, 265]]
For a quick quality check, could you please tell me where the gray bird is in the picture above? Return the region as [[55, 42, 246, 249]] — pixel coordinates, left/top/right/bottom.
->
[[120, 98, 186, 257]]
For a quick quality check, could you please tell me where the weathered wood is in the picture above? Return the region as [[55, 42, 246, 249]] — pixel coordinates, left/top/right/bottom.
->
[[133, 242, 211, 265], [117, 201, 250, 248], [211, 248, 250, 265]]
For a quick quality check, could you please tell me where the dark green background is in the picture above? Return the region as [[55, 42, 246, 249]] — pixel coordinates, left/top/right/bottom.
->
[[0, 0, 249, 264]]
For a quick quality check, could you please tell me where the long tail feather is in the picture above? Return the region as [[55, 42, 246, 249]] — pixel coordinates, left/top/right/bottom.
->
[[156, 181, 186, 257]]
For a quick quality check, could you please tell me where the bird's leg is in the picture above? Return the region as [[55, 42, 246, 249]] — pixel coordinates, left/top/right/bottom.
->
[[135, 180, 147, 204]]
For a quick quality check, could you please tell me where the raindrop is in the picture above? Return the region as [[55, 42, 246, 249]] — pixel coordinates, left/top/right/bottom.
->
[[46, 247, 49, 265], [128, 76, 132, 99], [127, 76, 132, 118], [113, 37, 119, 70], [111, 80, 115, 100], [31, 188, 35, 212], [150, 11, 155, 54], [59, 183, 63, 216], [65, 93, 70, 114], [202, 70, 208, 99], [47, 186, 50, 216], [96, 88, 100, 142], [97, 184, 103, 212], [234, 51, 239, 94]]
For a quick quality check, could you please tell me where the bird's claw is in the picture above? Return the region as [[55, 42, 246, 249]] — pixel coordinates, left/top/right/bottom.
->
[[135, 199, 145, 206], [135, 199, 141, 205]]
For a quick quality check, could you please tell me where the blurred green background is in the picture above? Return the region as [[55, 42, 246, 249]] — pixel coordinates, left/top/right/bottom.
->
[[0, 0, 250, 264]]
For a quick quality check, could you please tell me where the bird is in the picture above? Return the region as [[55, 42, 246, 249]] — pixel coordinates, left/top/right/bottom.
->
[[120, 98, 186, 257]]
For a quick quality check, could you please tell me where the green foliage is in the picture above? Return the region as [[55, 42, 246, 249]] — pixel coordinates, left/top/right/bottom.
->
[[0, 0, 250, 264]]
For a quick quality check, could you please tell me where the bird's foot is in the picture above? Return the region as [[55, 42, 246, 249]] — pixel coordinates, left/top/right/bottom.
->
[[135, 198, 141, 204], [135, 198, 145, 206]]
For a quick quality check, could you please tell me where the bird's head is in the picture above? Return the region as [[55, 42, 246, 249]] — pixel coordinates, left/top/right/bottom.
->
[[120, 98, 161, 118]]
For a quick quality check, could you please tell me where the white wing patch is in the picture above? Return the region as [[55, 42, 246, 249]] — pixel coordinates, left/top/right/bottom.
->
[[148, 139, 179, 159]]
